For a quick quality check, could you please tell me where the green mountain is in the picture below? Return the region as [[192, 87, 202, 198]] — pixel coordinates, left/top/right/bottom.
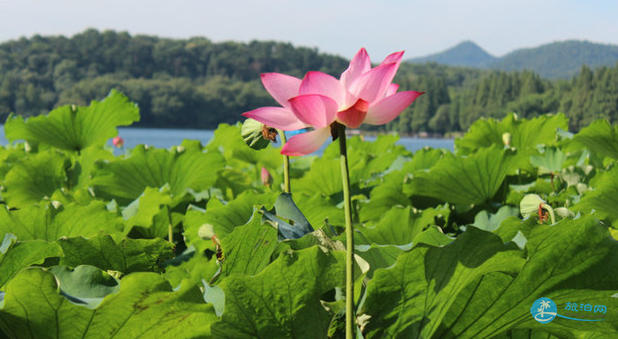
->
[[408, 41, 496, 68], [409, 40, 618, 79], [490, 40, 618, 78]]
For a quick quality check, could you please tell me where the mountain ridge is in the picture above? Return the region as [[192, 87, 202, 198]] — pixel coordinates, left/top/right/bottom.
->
[[407, 40, 618, 78], [408, 41, 496, 68]]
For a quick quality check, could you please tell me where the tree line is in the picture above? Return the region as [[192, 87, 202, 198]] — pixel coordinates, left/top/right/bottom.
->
[[0, 29, 616, 133], [391, 62, 618, 134]]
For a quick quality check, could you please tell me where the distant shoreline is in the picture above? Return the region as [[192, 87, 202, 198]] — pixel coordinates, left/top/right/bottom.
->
[[112, 125, 462, 140], [351, 129, 462, 139]]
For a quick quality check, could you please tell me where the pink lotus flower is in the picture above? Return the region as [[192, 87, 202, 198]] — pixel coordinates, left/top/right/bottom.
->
[[243, 48, 423, 156], [112, 136, 124, 148]]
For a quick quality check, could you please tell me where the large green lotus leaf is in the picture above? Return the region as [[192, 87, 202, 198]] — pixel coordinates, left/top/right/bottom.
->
[[494, 329, 605, 339], [0, 201, 123, 241], [293, 193, 345, 228], [472, 205, 520, 232], [0, 234, 63, 288], [312, 135, 409, 194], [91, 144, 224, 206], [572, 119, 618, 160], [412, 225, 455, 247], [356, 152, 405, 187], [163, 247, 221, 289], [211, 246, 344, 339], [360, 181, 411, 222], [573, 166, 618, 222], [213, 167, 255, 200], [0, 145, 26, 183], [48, 265, 120, 309], [293, 157, 343, 196], [437, 273, 611, 339], [359, 226, 524, 339], [4, 90, 139, 152], [357, 205, 450, 246], [122, 186, 176, 239], [219, 211, 279, 277], [2, 150, 70, 208], [57, 235, 173, 274], [407, 145, 526, 205], [359, 148, 445, 222], [355, 226, 453, 279], [46, 187, 100, 209], [529, 146, 566, 173], [0, 268, 217, 339], [431, 215, 618, 338], [492, 216, 537, 250], [407, 147, 446, 171], [322, 134, 408, 184], [323, 134, 407, 159], [183, 191, 276, 242], [354, 243, 406, 279], [71, 146, 116, 189], [182, 207, 216, 253], [455, 113, 568, 154]]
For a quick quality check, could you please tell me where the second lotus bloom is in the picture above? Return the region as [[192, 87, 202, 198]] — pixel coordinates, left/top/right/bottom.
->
[[243, 48, 424, 156]]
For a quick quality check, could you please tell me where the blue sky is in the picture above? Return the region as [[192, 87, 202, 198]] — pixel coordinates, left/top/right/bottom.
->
[[1, 0, 617, 61]]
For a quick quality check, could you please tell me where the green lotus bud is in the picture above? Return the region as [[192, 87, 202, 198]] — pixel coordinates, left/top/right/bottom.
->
[[241, 118, 274, 150], [502, 132, 511, 147], [520, 194, 555, 224]]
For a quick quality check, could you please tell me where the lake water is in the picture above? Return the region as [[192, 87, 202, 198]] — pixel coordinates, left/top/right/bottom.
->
[[0, 126, 454, 154]]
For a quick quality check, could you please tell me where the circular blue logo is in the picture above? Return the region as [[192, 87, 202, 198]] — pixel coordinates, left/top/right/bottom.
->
[[531, 297, 557, 323]]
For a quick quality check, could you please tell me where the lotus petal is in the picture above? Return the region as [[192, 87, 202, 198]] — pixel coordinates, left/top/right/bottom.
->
[[288, 94, 338, 128], [299, 71, 346, 108], [348, 63, 398, 103], [261, 73, 302, 108], [364, 91, 424, 125], [281, 127, 331, 156], [242, 107, 306, 130]]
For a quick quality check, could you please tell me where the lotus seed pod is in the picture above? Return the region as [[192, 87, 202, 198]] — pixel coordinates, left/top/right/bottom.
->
[[241, 118, 273, 150]]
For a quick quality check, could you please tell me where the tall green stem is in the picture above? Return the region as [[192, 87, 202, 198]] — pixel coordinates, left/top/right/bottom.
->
[[338, 123, 355, 339], [166, 205, 173, 245], [279, 130, 291, 193]]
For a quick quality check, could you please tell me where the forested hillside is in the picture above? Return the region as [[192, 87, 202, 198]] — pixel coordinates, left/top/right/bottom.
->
[[394, 62, 618, 133], [1, 29, 617, 134], [491, 40, 618, 78], [0, 29, 349, 127]]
